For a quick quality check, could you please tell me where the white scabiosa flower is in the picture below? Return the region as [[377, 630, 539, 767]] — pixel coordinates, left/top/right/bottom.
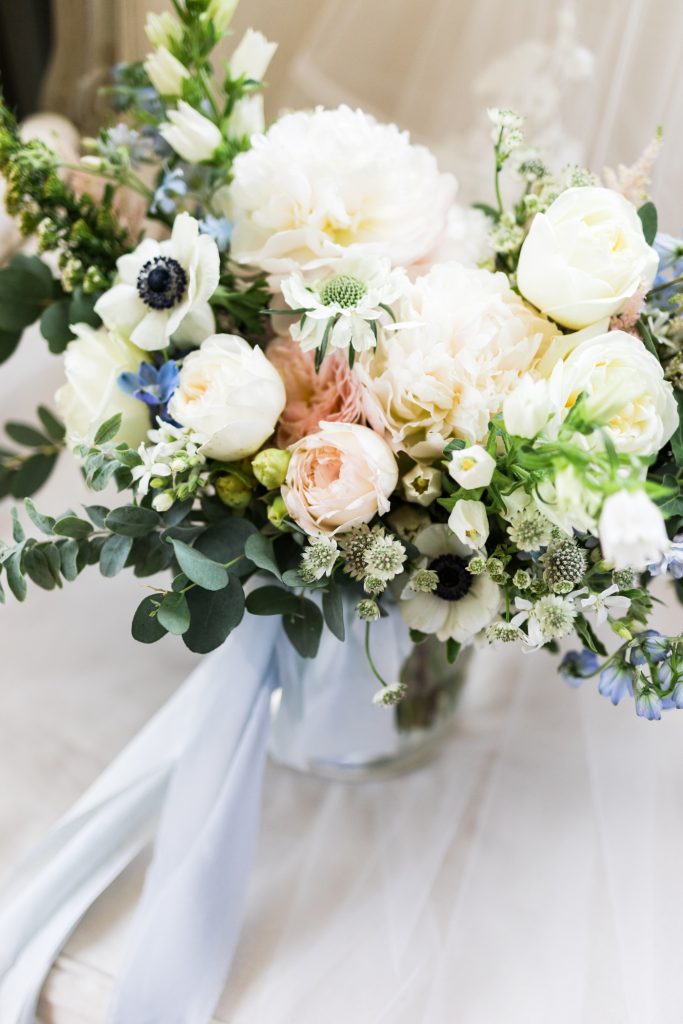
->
[[94, 212, 219, 351], [159, 101, 222, 162], [400, 524, 500, 643], [598, 490, 669, 570], [448, 445, 496, 489], [144, 47, 188, 96], [282, 255, 406, 359], [448, 499, 489, 550], [229, 105, 456, 277]]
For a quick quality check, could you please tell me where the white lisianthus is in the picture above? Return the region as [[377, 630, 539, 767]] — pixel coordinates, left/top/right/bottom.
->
[[229, 28, 277, 81], [558, 330, 678, 456], [55, 324, 149, 448], [229, 106, 456, 277], [517, 187, 658, 329], [357, 262, 556, 458], [144, 47, 188, 96], [448, 499, 489, 550], [159, 101, 222, 163], [598, 490, 669, 570], [401, 463, 442, 506], [94, 212, 219, 352], [400, 524, 500, 643], [281, 255, 407, 356], [282, 422, 398, 536], [168, 334, 286, 461], [145, 11, 182, 48], [448, 445, 496, 489]]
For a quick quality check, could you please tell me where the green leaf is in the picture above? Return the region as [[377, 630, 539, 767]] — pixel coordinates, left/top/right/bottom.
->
[[59, 538, 79, 581], [446, 638, 461, 664], [183, 576, 245, 653], [93, 413, 123, 446], [246, 585, 301, 616], [37, 406, 65, 442], [40, 299, 74, 354], [11, 507, 25, 542], [0, 328, 22, 365], [637, 317, 660, 361], [284, 598, 323, 658], [132, 595, 168, 644], [23, 545, 57, 590], [322, 583, 345, 641], [105, 505, 161, 537], [131, 533, 174, 577], [443, 438, 467, 455], [83, 504, 110, 528], [156, 591, 191, 635], [409, 629, 428, 644], [575, 614, 608, 657], [11, 453, 57, 497], [167, 537, 229, 591], [638, 201, 658, 246], [5, 422, 52, 447], [6, 550, 27, 601], [24, 498, 55, 535], [69, 287, 101, 328], [244, 533, 282, 580], [193, 517, 257, 578], [0, 255, 55, 332], [53, 514, 93, 539], [100, 533, 133, 577], [671, 390, 683, 467]]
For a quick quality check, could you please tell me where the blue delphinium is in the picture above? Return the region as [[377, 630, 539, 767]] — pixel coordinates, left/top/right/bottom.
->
[[635, 691, 662, 721], [649, 535, 683, 580], [629, 630, 671, 666], [598, 663, 634, 706], [559, 649, 599, 688], [118, 361, 179, 422], [199, 214, 232, 252], [151, 168, 188, 217]]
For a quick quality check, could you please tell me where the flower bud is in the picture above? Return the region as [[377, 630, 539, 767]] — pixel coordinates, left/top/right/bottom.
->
[[267, 495, 289, 528], [252, 447, 291, 489], [215, 473, 252, 509]]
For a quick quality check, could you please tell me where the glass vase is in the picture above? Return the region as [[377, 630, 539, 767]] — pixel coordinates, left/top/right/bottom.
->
[[268, 594, 469, 781]]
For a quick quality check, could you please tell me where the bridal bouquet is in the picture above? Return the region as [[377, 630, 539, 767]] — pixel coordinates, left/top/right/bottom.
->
[[0, 0, 681, 719]]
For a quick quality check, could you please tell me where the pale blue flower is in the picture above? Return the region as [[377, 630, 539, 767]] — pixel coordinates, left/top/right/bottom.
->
[[630, 630, 670, 666], [199, 215, 232, 252], [151, 167, 187, 216], [598, 663, 634, 706], [559, 649, 599, 687], [635, 691, 662, 721]]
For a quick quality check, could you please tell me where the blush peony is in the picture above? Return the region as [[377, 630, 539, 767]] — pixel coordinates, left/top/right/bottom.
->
[[266, 337, 364, 447], [281, 422, 398, 535], [228, 106, 456, 278], [356, 261, 557, 458]]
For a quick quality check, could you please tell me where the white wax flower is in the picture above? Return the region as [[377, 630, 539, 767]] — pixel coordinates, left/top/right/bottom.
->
[[448, 499, 489, 550], [228, 106, 456, 277], [357, 261, 556, 458], [229, 28, 277, 81], [400, 524, 500, 643], [55, 324, 149, 448], [144, 47, 188, 97], [94, 212, 219, 352], [517, 187, 658, 329], [282, 422, 398, 536], [159, 101, 222, 163], [168, 334, 286, 462], [599, 490, 669, 570], [448, 445, 496, 489]]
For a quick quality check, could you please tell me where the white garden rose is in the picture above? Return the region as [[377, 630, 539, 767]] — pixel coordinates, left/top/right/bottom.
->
[[228, 106, 456, 278], [517, 187, 658, 329], [559, 330, 678, 456], [599, 490, 669, 570], [55, 324, 149, 447], [282, 422, 398, 536], [357, 262, 556, 458], [168, 334, 286, 461]]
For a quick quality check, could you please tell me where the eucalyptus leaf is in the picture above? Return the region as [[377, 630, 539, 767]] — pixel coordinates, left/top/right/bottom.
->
[[11, 454, 57, 498], [40, 299, 73, 354], [24, 498, 55, 535], [105, 505, 160, 537], [53, 515, 93, 539], [59, 538, 79, 581], [244, 532, 282, 580], [638, 201, 658, 246], [37, 406, 65, 442], [183, 576, 245, 653], [100, 534, 133, 577], [167, 537, 229, 591], [94, 413, 123, 446], [322, 583, 345, 641], [156, 591, 191, 635], [246, 586, 301, 616], [283, 599, 323, 658], [132, 595, 168, 644], [5, 422, 52, 447]]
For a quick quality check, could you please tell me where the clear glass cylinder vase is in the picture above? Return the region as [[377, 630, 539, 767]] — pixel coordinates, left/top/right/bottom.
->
[[268, 593, 469, 781]]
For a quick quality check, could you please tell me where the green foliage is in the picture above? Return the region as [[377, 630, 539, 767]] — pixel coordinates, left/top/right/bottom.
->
[[0, 407, 64, 501], [322, 582, 345, 642], [167, 536, 229, 591], [283, 598, 324, 659], [244, 533, 282, 581], [105, 505, 161, 537], [183, 577, 245, 653], [638, 201, 658, 246]]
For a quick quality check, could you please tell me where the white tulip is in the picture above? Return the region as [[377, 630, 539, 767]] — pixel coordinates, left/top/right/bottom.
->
[[168, 335, 286, 461], [144, 47, 188, 97], [599, 491, 669, 570], [229, 29, 277, 81], [448, 445, 496, 489], [517, 187, 658, 329], [159, 101, 222, 163], [448, 499, 489, 550], [55, 324, 149, 448]]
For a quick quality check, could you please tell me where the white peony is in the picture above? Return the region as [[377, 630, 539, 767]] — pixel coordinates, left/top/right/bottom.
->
[[559, 330, 678, 456], [228, 106, 456, 278], [400, 524, 500, 643], [94, 212, 219, 352], [357, 261, 556, 458], [159, 101, 223, 163], [168, 334, 286, 461], [144, 47, 188, 96], [517, 187, 658, 329], [55, 324, 149, 447], [599, 490, 669, 570], [282, 422, 398, 536]]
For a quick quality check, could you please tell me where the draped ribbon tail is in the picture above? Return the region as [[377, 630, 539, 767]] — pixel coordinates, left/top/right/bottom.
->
[[110, 614, 282, 1024]]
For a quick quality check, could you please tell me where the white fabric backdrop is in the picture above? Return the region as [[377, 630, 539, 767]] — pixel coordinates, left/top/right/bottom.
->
[[1, 330, 683, 1023]]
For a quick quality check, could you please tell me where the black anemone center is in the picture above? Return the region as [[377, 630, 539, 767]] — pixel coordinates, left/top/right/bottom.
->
[[428, 554, 472, 602], [137, 256, 187, 310]]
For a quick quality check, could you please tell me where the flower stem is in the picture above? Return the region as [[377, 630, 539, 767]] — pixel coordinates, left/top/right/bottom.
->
[[364, 622, 387, 688]]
